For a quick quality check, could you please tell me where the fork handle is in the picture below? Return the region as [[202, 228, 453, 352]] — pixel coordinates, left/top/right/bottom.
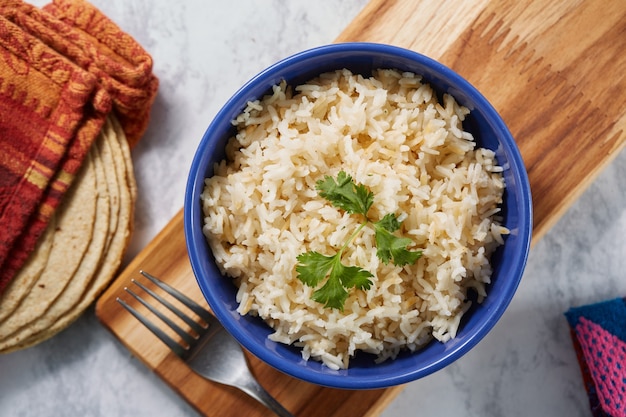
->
[[240, 380, 295, 417]]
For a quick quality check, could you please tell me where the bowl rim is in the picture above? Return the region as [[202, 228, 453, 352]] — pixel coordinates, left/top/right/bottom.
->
[[184, 42, 532, 389]]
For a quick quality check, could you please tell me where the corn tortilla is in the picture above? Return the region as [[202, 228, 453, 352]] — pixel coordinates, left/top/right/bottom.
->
[[0, 215, 56, 323], [0, 154, 97, 339], [0, 115, 136, 352], [0, 141, 111, 349]]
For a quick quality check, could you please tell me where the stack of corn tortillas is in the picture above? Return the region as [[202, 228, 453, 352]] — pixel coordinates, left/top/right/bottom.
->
[[0, 114, 136, 353]]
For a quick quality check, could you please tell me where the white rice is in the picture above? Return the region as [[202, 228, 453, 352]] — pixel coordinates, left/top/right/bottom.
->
[[201, 68, 507, 370]]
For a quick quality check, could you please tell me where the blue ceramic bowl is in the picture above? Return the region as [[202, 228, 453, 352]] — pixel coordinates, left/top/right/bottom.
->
[[184, 43, 532, 389]]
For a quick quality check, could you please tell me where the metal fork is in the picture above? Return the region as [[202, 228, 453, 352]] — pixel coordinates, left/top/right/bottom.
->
[[116, 270, 294, 417]]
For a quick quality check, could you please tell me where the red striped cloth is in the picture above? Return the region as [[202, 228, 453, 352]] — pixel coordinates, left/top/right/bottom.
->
[[0, 0, 158, 294]]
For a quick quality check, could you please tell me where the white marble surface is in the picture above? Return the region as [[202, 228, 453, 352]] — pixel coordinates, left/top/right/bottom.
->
[[1, 1, 625, 416]]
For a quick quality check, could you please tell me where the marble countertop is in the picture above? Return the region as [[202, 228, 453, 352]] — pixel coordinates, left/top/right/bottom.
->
[[1, 1, 625, 416]]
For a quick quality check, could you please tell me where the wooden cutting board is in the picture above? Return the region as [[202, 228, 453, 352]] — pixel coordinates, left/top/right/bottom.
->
[[96, 0, 626, 416]]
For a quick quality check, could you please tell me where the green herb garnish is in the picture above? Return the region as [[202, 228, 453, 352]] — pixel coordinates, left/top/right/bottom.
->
[[296, 171, 422, 310]]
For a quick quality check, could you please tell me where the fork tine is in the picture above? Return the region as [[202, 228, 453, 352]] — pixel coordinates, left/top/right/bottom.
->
[[124, 284, 196, 348], [140, 270, 213, 322], [131, 279, 206, 336], [121, 272, 295, 417], [116, 297, 188, 358]]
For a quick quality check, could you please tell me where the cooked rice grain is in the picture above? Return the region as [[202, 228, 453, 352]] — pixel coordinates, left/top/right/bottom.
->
[[201, 69, 507, 369]]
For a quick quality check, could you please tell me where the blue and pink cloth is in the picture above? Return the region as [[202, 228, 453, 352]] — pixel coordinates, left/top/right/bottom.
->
[[565, 297, 626, 417]]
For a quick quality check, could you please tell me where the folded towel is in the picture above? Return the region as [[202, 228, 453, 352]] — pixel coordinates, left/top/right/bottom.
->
[[0, 0, 158, 294], [565, 297, 626, 417]]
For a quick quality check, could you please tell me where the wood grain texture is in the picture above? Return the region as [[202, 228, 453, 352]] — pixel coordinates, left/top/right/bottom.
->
[[338, 0, 626, 240], [96, 0, 625, 416]]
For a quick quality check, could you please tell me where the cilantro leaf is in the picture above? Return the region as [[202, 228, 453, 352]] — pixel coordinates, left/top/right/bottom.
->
[[336, 263, 374, 291], [296, 252, 336, 287], [375, 213, 401, 233], [374, 215, 422, 266], [297, 251, 373, 310], [296, 172, 421, 310], [316, 171, 374, 217], [312, 273, 349, 310]]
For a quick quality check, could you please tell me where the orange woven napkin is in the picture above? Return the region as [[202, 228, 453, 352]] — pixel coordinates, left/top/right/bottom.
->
[[0, 0, 158, 294]]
